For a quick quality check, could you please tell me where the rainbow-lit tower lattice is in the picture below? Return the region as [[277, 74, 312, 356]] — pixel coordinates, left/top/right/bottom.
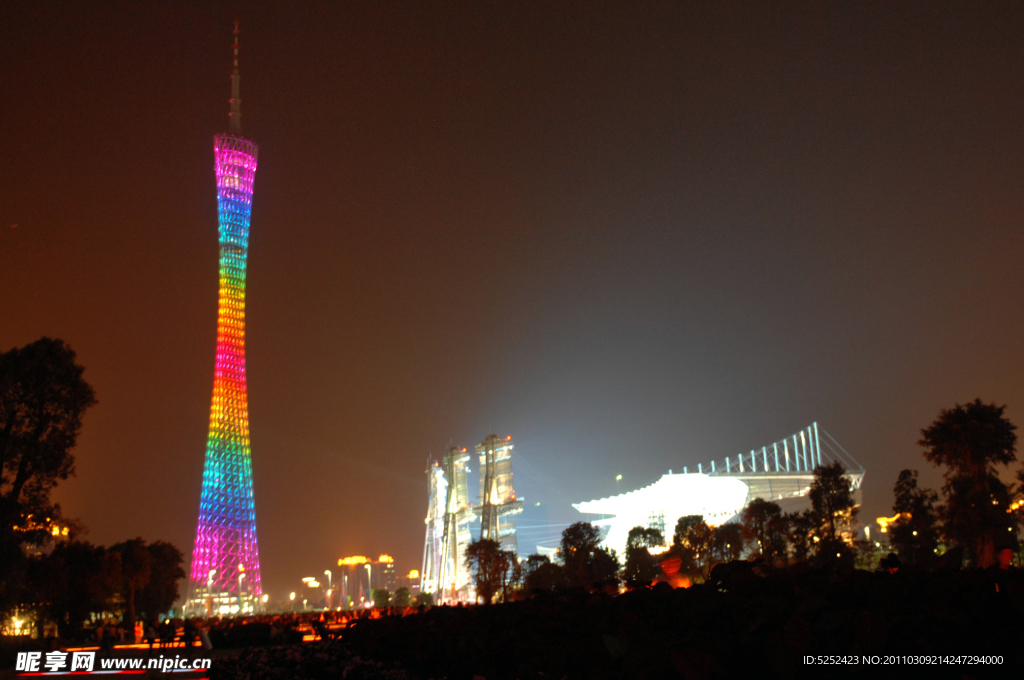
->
[[189, 21, 262, 615]]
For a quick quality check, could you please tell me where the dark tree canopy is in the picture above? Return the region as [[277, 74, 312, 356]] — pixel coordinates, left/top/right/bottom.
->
[[671, 515, 714, 580], [785, 510, 816, 561], [622, 526, 663, 584], [0, 338, 96, 543], [28, 541, 119, 639], [890, 469, 940, 566], [465, 538, 517, 604], [920, 400, 1017, 478], [559, 522, 618, 589], [393, 586, 411, 608], [809, 461, 858, 546], [111, 538, 152, 629], [523, 553, 565, 591], [711, 523, 744, 564], [371, 589, 391, 608], [136, 541, 185, 621], [412, 591, 434, 607], [740, 498, 787, 560], [919, 400, 1019, 567], [24, 536, 183, 640]]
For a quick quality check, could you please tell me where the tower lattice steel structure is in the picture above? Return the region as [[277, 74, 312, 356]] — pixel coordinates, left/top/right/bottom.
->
[[188, 22, 262, 614]]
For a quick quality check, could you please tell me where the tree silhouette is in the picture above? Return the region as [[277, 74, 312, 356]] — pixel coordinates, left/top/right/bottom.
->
[[740, 499, 787, 560], [523, 553, 565, 591], [0, 338, 96, 614], [465, 538, 516, 604], [0, 339, 96, 531], [28, 541, 119, 639], [809, 461, 858, 558], [559, 522, 618, 589], [136, 541, 184, 622], [622, 526, 663, 584], [111, 539, 151, 630], [785, 510, 816, 561], [919, 399, 1018, 567], [711, 523, 744, 564], [671, 515, 714, 580], [393, 586, 411, 608], [889, 469, 940, 566], [371, 589, 391, 608]]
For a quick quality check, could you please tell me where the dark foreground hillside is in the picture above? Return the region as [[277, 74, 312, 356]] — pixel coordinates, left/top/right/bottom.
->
[[211, 565, 1024, 680]]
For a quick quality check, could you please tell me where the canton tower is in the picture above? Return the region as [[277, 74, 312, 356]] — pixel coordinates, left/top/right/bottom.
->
[[189, 21, 262, 614]]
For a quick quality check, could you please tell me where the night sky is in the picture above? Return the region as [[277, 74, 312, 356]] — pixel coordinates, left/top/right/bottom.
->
[[3, 1, 1024, 601]]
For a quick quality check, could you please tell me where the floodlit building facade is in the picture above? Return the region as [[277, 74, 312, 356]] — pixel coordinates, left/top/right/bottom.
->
[[477, 434, 523, 554], [421, 447, 477, 602], [574, 423, 865, 556], [421, 435, 524, 603]]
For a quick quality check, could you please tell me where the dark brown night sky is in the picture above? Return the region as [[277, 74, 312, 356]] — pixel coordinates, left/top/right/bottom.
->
[[3, 1, 1024, 600]]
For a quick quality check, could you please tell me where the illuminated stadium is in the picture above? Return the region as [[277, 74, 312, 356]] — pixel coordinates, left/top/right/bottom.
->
[[573, 423, 865, 555]]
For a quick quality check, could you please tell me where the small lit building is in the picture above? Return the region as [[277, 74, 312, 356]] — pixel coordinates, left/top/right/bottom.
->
[[337, 554, 399, 607]]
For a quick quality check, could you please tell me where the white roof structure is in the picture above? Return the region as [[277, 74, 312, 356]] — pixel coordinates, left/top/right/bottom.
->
[[572, 424, 865, 557], [573, 473, 749, 557]]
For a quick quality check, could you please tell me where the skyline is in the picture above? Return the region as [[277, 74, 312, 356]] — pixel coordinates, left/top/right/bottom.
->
[[3, 2, 1024, 600]]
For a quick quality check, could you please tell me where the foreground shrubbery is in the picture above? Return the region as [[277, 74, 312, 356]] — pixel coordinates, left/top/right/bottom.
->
[[210, 564, 1024, 680]]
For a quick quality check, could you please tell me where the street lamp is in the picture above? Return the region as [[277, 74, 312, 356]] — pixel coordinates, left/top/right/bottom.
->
[[364, 564, 372, 605]]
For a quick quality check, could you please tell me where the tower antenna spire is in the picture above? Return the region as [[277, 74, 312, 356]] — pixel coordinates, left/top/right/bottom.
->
[[229, 20, 242, 134]]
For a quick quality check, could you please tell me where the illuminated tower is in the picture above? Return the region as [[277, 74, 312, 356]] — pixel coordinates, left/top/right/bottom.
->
[[476, 435, 523, 555], [421, 446, 477, 603], [188, 22, 262, 615]]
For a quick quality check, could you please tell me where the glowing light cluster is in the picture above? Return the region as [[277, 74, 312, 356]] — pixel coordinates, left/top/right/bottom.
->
[[190, 134, 262, 601], [876, 512, 910, 533]]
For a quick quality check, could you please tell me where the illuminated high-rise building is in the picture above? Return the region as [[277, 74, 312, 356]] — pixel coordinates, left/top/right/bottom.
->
[[421, 447, 476, 603], [477, 434, 523, 554], [187, 22, 262, 615]]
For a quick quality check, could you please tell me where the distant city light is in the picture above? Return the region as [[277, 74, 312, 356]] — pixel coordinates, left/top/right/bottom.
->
[[876, 513, 909, 533]]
